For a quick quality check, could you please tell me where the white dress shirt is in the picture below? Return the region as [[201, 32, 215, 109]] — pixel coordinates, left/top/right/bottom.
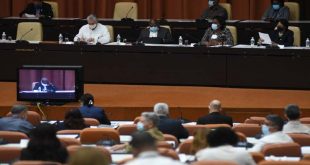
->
[[249, 131, 293, 152], [124, 151, 184, 165], [283, 120, 310, 134], [149, 31, 158, 38], [74, 23, 110, 44], [196, 145, 256, 165]]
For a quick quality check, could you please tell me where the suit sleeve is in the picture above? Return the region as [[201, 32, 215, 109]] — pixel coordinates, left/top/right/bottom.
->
[[177, 122, 189, 139], [99, 109, 111, 125], [163, 28, 173, 44], [44, 4, 54, 18], [137, 29, 147, 42], [285, 30, 294, 47]]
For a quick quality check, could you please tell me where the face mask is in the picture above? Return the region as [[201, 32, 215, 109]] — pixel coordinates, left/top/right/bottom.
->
[[261, 124, 270, 136], [136, 122, 144, 132], [89, 24, 97, 30], [272, 4, 280, 10], [211, 23, 219, 31], [209, 1, 215, 7], [150, 26, 159, 33]]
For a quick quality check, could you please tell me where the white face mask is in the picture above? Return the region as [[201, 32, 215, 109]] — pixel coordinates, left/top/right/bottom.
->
[[89, 24, 97, 30]]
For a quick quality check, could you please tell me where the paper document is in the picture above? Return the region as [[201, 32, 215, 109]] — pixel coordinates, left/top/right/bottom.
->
[[259, 32, 272, 45]]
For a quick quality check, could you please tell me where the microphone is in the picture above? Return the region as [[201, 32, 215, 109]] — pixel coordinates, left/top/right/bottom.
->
[[121, 6, 134, 22], [16, 28, 33, 44]]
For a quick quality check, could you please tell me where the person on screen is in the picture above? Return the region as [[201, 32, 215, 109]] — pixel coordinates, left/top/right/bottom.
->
[[33, 77, 56, 93], [79, 93, 111, 125], [136, 19, 173, 44], [201, 0, 228, 20], [0, 105, 33, 135], [74, 14, 111, 45], [201, 16, 234, 46], [19, 0, 54, 18], [262, 0, 290, 21]]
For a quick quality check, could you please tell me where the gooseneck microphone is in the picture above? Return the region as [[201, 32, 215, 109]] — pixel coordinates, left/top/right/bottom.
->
[[16, 28, 33, 44], [121, 6, 134, 22]]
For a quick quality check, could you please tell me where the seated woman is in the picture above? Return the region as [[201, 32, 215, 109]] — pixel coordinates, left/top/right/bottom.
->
[[56, 109, 88, 130], [201, 16, 234, 46], [137, 19, 173, 44], [110, 112, 164, 151], [20, 123, 68, 163], [262, 0, 290, 21], [79, 93, 111, 125]]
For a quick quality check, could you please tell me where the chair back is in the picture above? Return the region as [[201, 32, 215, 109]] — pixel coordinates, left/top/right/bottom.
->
[[66, 145, 112, 163], [192, 160, 238, 165], [233, 123, 261, 137], [219, 3, 232, 19], [0, 147, 22, 163], [133, 116, 141, 124], [244, 117, 266, 125], [156, 141, 173, 149], [285, 2, 300, 21], [13, 161, 61, 165], [80, 128, 120, 144], [44, 1, 59, 17], [178, 139, 193, 154], [161, 25, 171, 33], [117, 124, 137, 135], [7, 111, 42, 126], [105, 25, 114, 42], [250, 152, 265, 164], [262, 142, 302, 157], [84, 118, 100, 126], [184, 124, 230, 136], [226, 25, 237, 45], [16, 22, 43, 41], [0, 131, 28, 143], [288, 133, 310, 146], [163, 134, 179, 146], [59, 138, 81, 147], [57, 130, 82, 135], [288, 26, 301, 46], [113, 2, 138, 20], [158, 148, 179, 160], [300, 117, 310, 124], [258, 160, 310, 165]]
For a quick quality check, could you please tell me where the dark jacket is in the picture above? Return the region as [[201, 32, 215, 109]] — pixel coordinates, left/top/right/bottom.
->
[[262, 6, 290, 21], [201, 5, 228, 20], [33, 82, 56, 92], [270, 29, 294, 47], [196, 112, 233, 126], [19, 2, 54, 18], [79, 106, 111, 125], [157, 116, 189, 140], [137, 27, 173, 44], [20, 147, 68, 163]]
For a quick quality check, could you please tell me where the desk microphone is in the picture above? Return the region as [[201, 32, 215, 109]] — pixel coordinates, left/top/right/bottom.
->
[[121, 6, 134, 22], [16, 28, 33, 44]]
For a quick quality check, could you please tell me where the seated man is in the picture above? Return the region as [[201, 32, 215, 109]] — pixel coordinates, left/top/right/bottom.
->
[[201, 0, 228, 20], [74, 14, 111, 45], [283, 104, 310, 134], [154, 103, 189, 140], [33, 77, 56, 93], [19, 0, 54, 18], [196, 99, 233, 126], [0, 105, 34, 134], [125, 132, 184, 165], [249, 114, 293, 152], [262, 0, 290, 21], [196, 127, 256, 165], [137, 19, 173, 44], [201, 16, 234, 46]]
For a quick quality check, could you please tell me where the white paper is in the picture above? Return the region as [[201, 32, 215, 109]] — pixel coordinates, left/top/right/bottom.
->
[[259, 32, 272, 45]]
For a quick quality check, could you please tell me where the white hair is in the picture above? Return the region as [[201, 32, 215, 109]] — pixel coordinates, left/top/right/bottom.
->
[[141, 112, 159, 126], [87, 14, 97, 22], [153, 103, 169, 116]]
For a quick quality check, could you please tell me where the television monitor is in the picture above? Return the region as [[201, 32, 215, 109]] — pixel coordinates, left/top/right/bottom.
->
[[17, 65, 84, 103]]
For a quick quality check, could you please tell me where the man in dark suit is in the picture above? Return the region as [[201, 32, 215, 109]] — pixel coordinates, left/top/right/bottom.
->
[[154, 103, 189, 140], [196, 100, 233, 126], [201, 0, 228, 20], [33, 77, 56, 93], [20, 0, 54, 18], [137, 19, 173, 44]]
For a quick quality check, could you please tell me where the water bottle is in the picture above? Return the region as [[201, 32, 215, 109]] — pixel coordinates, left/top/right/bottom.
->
[[2, 32, 6, 40], [116, 34, 121, 44], [250, 37, 255, 47], [179, 36, 183, 46], [306, 38, 310, 48], [58, 33, 63, 44]]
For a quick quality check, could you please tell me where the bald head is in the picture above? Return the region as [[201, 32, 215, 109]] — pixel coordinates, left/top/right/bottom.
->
[[209, 100, 222, 112]]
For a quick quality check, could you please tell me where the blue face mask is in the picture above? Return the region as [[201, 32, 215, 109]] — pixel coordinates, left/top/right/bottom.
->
[[136, 122, 144, 132], [209, 1, 215, 7], [211, 23, 219, 31], [272, 4, 280, 10], [150, 26, 159, 33], [261, 124, 270, 136]]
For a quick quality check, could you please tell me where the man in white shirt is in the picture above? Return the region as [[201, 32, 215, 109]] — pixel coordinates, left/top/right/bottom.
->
[[125, 132, 184, 165], [74, 14, 110, 45], [249, 114, 293, 152], [283, 104, 310, 134], [196, 127, 255, 165]]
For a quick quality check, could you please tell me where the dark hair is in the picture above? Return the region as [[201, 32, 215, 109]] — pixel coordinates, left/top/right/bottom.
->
[[213, 16, 226, 30], [64, 109, 87, 130], [273, 0, 284, 6], [26, 123, 68, 163], [80, 93, 94, 107], [129, 132, 156, 149], [266, 114, 284, 131], [285, 104, 301, 120], [207, 127, 238, 147], [149, 19, 160, 27], [277, 19, 289, 29]]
